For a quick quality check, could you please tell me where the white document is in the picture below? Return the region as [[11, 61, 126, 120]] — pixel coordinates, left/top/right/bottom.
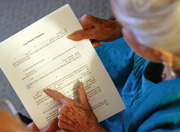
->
[[0, 4, 125, 130]]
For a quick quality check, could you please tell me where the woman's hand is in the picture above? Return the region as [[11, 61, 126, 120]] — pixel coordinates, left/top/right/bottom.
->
[[44, 82, 106, 132], [68, 14, 123, 48], [27, 118, 60, 132]]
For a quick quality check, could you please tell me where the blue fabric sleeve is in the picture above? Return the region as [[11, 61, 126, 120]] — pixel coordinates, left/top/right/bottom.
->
[[96, 38, 134, 96]]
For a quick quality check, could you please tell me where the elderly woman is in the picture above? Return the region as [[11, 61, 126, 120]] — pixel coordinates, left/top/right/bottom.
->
[[33, 0, 180, 131]]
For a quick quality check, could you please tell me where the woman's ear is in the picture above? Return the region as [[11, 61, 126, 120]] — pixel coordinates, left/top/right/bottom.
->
[[156, 49, 180, 73], [122, 28, 162, 63], [155, 49, 174, 67]]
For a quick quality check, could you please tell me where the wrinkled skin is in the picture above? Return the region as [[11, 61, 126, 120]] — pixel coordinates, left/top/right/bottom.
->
[[44, 83, 106, 132], [68, 14, 123, 48]]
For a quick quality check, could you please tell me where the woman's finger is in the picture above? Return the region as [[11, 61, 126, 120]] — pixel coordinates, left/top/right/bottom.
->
[[91, 41, 103, 48], [67, 29, 98, 41], [58, 121, 76, 132], [44, 89, 68, 104], [79, 14, 94, 29], [58, 105, 80, 121], [78, 82, 92, 110], [41, 118, 59, 132], [27, 122, 39, 132], [58, 114, 74, 126]]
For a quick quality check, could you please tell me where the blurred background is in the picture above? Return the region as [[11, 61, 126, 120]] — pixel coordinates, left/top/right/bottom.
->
[[0, 0, 112, 117]]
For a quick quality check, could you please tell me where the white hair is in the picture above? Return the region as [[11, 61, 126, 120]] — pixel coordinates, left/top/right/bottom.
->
[[111, 0, 180, 55]]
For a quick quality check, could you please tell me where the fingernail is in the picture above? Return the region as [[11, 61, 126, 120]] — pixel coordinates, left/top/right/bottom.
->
[[43, 88, 50, 93], [43, 88, 47, 92], [80, 82, 83, 87], [99, 42, 103, 46], [93, 42, 103, 48], [67, 35, 72, 40]]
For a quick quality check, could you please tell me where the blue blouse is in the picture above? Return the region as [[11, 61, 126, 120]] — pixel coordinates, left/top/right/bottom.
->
[[96, 38, 180, 132]]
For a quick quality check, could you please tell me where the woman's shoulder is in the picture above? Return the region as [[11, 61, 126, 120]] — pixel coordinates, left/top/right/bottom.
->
[[133, 54, 149, 82], [96, 37, 135, 84]]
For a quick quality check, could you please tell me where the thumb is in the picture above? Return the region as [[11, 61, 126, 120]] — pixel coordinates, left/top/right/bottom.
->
[[27, 122, 39, 132], [41, 118, 59, 132], [67, 29, 96, 41], [78, 82, 92, 110], [91, 41, 103, 48]]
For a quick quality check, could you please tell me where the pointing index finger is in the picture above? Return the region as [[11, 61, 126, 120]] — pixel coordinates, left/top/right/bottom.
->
[[44, 89, 67, 103]]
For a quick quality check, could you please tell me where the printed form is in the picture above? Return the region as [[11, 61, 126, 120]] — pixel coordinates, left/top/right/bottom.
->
[[0, 4, 125, 130]]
